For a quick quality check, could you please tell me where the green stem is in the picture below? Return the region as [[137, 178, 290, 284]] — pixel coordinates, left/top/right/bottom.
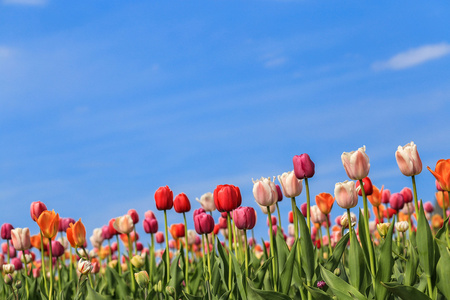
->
[[426, 276, 433, 298], [406, 203, 412, 236], [267, 207, 278, 292], [57, 259, 62, 294], [127, 233, 136, 292], [209, 212, 215, 250], [150, 233, 155, 287], [69, 245, 74, 282], [446, 192, 450, 248], [243, 231, 249, 280], [182, 212, 190, 293], [201, 235, 207, 280], [107, 240, 112, 263], [116, 235, 122, 275], [163, 210, 170, 284], [396, 213, 401, 248], [347, 209, 353, 247], [411, 175, 419, 219], [226, 212, 233, 293], [305, 178, 311, 232], [231, 217, 238, 256], [6, 239, 10, 264], [48, 239, 54, 300], [291, 197, 299, 240], [291, 196, 305, 300], [359, 179, 377, 289], [22, 250, 30, 299], [325, 215, 333, 255], [205, 234, 212, 283], [133, 228, 138, 255], [276, 202, 282, 229]]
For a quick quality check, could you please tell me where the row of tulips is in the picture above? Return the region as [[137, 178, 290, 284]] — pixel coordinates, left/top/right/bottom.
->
[[0, 142, 449, 299]]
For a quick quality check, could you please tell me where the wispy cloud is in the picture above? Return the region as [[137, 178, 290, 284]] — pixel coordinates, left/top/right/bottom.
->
[[372, 43, 450, 70], [2, 0, 47, 5]]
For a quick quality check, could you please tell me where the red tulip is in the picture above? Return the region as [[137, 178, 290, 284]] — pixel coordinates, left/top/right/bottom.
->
[[30, 201, 47, 222], [355, 177, 373, 196], [127, 209, 140, 224], [154, 186, 174, 211], [174, 193, 191, 213], [213, 184, 242, 212]]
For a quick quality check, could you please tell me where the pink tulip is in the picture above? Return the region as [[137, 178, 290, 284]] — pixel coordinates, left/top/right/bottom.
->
[[144, 210, 156, 220], [275, 185, 283, 202], [334, 180, 358, 209], [143, 218, 158, 234], [30, 201, 47, 222], [400, 187, 413, 203], [341, 146, 370, 180], [395, 141, 422, 176], [11, 257, 22, 271], [127, 209, 140, 224], [381, 189, 391, 204], [277, 171, 303, 198], [293, 153, 315, 179], [1, 223, 14, 240], [253, 177, 278, 207], [266, 216, 277, 226], [193, 213, 215, 235], [102, 225, 113, 240], [389, 193, 404, 211], [300, 203, 307, 217], [113, 215, 134, 234], [10, 228, 31, 251], [155, 232, 165, 244], [233, 207, 257, 230], [51, 241, 65, 257], [424, 201, 434, 213]]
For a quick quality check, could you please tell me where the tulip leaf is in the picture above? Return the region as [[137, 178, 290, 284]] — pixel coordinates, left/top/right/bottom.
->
[[230, 248, 247, 300], [381, 282, 431, 300], [105, 267, 130, 299], [323, 232, 349, 272], [374, 222, 394, 300], [280, 239, 297, 294], [435, 216, 449, 241], [182, 292, 204, 300], [168, 254, 184, 300], [348, 229, 369, 294], [319, 265, 367, 300], [246, 279, 292, 300], [254, 257, 273, 290], [303, 284, 333, 300], [297, 207, 315, 283], [276, 227, 288, 276], [416, 203, 435, 278], [216, 237, 230, 290], [435, 239, 450, 299], [86, 282, 113, 300], [357, 210, 375, 275], [404, 241, 419, 286]]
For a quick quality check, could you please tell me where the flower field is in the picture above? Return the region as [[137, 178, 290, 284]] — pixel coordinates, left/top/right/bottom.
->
[[1, 142, 449, 300]]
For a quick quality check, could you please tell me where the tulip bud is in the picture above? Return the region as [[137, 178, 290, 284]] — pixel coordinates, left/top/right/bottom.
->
[[214, 184, 242, 212], [143, 218, 158, 234], [127, 209, 140, 224], [154, 186, 174, 211], [155, 232, 164, 244], [166, 285, 175, 296], [389, 193, 404, 211], [333, 268, 341, 276], [293, 153, 315, 179], [3, 263, 15, 274], [317, 281, 326, 289], [15, 280, 22, 289], [278, 171, 303, 198], [334, 181, 358, 209], [395, 221, 409, 233], [78, 259, 93, 275], [395, 142, 422, 177], [4, 274, 13, 285], [341, 146, 370, 180], [340, 213, 356, 229], [135, 271, 150, 289], [196, 192, 216, 212], [51, 241, 65, 258], [355, 177, 373, 196], [377, 223, 391, 238], [108, 260, 118, 269], [30, 201, 47, 222], [174, 193, 191, 213], [400, 187, 413, 203], [194, 213, 215, 235], [131, 255, 145, 269], [1, 223, 14, 240], [424, 201, 434, 213], [233, 207, 257, 230], [381, 189, 391, 204], [275, 185, 283, 202]]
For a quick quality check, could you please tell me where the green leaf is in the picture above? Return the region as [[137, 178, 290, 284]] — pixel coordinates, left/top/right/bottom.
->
[[381, 282, 431, 300], [416, 203, 435, 278], [319, 265, 367, 300], [297, 208, 315, 283], [374, 222, 394, 300], [348, 229, 368, 294], [404, 241, 419, 286], [435, 241, 450, 299], [230, 248, 247, 300], [276, 226, 288, 277], [280, 239, 297, 294], [216, 237, 230, 290], [86, 283, 113, 300], [247, 279, 292, 300], [253, 257, 273, 290], [323, 232, 349, 272], [303, 284, 333, 300], [167, 254, 184, 300], [358, 210, 375, 274]]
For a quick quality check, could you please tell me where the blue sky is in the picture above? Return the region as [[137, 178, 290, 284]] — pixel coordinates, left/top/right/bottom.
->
[[1, 0, 449, 247]]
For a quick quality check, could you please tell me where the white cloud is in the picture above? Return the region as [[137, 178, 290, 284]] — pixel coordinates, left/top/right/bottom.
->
[[2, 0, 47, 5], [372, 43, 450, 70]]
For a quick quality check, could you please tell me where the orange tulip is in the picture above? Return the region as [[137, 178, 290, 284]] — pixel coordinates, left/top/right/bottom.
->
[[373, 204, 385, 221], [436, 191, 449, 209], [30, 234, 52, 250], [120, 231, 139, 245], [66, 218, 86, 248], [431, 214, 444, 229], [368, 185, 383, 207], [315, 193, 334, 215], [398, 212, 409, 222], [427, 159, 450, 191], [37, 210, 60, 239]]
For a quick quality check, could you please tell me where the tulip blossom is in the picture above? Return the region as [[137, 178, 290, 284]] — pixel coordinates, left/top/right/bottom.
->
[[1, 223, 14, 240], [252, 177, 278, 207], [37, 210, 60, 239], [174, 193, 191, 213], [101, 225, 113, 240], [334, 181, 358, 209], [11, 228, 31, 251], [315, 192, 334, 215], [213, 184, 242, 212], [30, 201, 47, 222], [436, 180, 444, 191], [395, 142, 422, 177], [341, 146, 370, 180], [135, 271, 150, 288], [400, 187, 413, 203], [145, 210, 156, 220], [427, 159, 450, 191], [67, 219, 87, 249], [381, 188, 391, 204], [127, 209, 140, 224], [78, 259, 93, 275], [155, 232, 164, 244], [233, 207, 257, 230], [113, 215, 135, 235], [377, 223, 391, 237], [436, 191, 449, 209], [169, 224, 185, 239], [193, 213, 215, 235], [154, 186, 174, 211], [368, 185, 383, 207], [196, 192, 216, 212], [340, 212, 356, 229], [59, 218, 76, 232], [310, 205, 327, 224], [51, 241, 65, 257], [258, 203, 276, 215], [355, 177, 373, 196], [275, 185, 283, 202], [389, 193, 404, 211], [90, 228, 104, 249], [293, 153, 315, 179], [143, 218, 158, 234], [395, 221, 409, 233], [277, 171, 303, 198]]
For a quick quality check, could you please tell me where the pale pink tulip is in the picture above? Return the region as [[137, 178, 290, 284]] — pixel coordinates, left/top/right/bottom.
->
[[341, 146, 370, 180]]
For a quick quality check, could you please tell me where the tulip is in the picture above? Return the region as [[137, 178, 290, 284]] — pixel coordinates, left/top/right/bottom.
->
[[11, 258, 22, 271], [389, 193, 404, 211], [395, 142, 422, 176], [11, 228, 31, 251], [381, 188, 391, 204], [127, 209, 140, 224], [108, 218, 119, 236], [428, 159, 450, 192], [213, 184, 242, 212], [355, 177, 373, 196], [155, 232, 164, 244], [368, 185, 382, 207], [145, 210, 156, 220], [252, 177, 278, 207], [436, 180, 444, 191], [174, 193, 191, 213], [143, 218, 158, 234], [340, 213, 356, 229], [233, 207, 256, 230], [67, 219, 87, 249], [196, 192, 216, 212], [113, 215, 134, 235], [78, 259, 93, 275], [135, 271, 150, 289], [90, 228, 104, 249], [341, 146, 370, 180], [258, 203, 276, 214], [424, 201, 434, 213], [400, 187, 413, 203], [194, 213, 215, 235], [395, 221, 409, 233], [310, 205, 327, 224], [101, 225, 113, 240], [288, 211, 293, 223], [431, 214, 444, 229], [377, 223, 391, 237], [37, 210, 60, 239], [169, 224, 185, 239], [30, 201, 47, 222], [275, 185, 283, 202], [51, 241, 65, 257], [315, 193, 334, 215], [130, 255, 144, 268], [277, 171, 303, 198], [1, 223, 14, 240], [436, 191, 449, 209], [334, 181, 358, 209], [59, 218, 76, 233], [154, 186, 174, 211], [267, 215, 277, 226], [3, 263, 15, 274], [293, 153, 315, 179]]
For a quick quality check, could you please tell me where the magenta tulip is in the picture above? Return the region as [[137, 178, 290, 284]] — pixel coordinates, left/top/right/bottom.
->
[[293, 153, 315, 179]]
